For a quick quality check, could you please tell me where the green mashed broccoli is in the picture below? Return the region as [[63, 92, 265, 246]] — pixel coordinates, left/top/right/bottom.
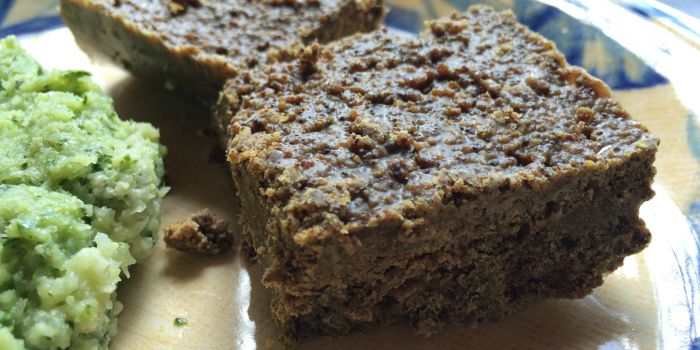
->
[[0, 36, 167, 349]]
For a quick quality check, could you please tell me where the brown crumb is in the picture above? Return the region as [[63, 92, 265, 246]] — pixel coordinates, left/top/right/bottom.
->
[[264, 0, 320, 7], [168, 0, 201, 16], [299, 42, 322, 80], [163, 210, 234, 255], [167, 2, 185, 15], [174, 0, 202, 6]]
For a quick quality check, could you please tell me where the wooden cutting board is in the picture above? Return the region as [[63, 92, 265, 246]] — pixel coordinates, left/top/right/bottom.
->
[[19, 28, 692, 350]]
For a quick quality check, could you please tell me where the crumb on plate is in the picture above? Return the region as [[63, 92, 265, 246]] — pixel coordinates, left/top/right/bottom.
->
[[163, 210, 234, 255]]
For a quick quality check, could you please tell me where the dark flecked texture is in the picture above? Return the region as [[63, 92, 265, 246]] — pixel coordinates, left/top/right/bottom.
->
[[217, 5, 658, 343], [60, 0, 384, 105], [219, 8, 657, 240]]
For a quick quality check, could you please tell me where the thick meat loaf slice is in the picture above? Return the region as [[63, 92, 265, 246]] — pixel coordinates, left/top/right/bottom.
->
[[216, 6, 658, 343]]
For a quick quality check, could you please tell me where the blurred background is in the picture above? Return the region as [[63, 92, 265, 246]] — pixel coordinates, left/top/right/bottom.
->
[[661, 0, 700, 18]]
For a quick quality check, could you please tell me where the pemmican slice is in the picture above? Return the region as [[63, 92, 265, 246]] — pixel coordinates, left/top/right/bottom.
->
[[0, 37, 166, 349], [216, 6, 659, 342], [60, 0, 384, 106]]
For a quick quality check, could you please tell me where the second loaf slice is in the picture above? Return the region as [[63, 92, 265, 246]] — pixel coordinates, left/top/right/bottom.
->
[[60, 0, 385, 105]]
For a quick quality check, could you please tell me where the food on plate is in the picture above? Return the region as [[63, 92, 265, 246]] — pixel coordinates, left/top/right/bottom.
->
[[215, 6, 658, 342], [60, 0, 385, 106], [163, 209, 234, 255], [0, 37, 166, 349]]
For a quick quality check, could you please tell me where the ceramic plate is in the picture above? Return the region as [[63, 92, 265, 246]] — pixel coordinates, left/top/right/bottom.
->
[[3, 0, 700, 349]]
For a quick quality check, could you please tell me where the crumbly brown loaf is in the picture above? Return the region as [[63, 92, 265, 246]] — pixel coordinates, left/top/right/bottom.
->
[[60, 0, 384, 105], [163, 210, 234, 255], [217, 5, 658, 342]]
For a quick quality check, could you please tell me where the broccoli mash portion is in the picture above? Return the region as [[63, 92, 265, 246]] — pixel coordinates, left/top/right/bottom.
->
[[0, 37, 166, 349]]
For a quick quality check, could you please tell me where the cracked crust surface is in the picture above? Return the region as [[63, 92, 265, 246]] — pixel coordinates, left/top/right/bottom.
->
[[217, 6, 659, 342], [218, 7, 657, 247]]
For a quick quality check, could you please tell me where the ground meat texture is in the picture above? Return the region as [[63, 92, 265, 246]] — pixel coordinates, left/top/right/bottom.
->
[[60, 0, 385, 108], [220, 5, 658, 344], [163, 210, 234, 255]]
